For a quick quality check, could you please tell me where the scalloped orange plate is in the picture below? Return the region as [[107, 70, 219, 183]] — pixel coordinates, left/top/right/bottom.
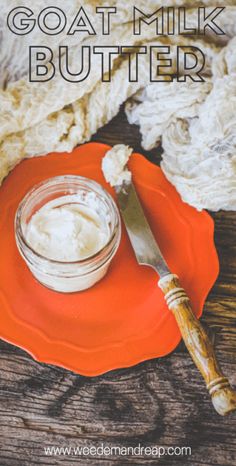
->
[[0, 143, 219, 375]]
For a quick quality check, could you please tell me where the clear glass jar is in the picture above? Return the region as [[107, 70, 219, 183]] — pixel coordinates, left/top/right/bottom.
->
[[15, 176, 121, 293]]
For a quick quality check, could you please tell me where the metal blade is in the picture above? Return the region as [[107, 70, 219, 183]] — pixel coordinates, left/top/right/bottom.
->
[[115, 182, 170, 277]]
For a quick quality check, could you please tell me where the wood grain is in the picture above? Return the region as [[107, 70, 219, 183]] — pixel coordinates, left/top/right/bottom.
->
[[0, 110, 235, 465]]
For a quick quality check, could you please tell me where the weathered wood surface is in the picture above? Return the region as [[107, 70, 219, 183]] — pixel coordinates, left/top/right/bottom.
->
[[0, 111, 235, 466]]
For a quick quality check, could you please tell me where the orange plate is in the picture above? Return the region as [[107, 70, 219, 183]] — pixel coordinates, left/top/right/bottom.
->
[[0, 143, 219, 376]]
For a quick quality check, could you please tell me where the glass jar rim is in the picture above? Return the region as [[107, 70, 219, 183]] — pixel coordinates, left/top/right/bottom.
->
[[15, 175, 121, 267]]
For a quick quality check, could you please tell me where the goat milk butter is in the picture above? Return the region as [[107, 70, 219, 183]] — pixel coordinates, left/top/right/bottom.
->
[[15, 176, 121, 293], [102, 145, 133, 187], [25, 195, 110, 262]]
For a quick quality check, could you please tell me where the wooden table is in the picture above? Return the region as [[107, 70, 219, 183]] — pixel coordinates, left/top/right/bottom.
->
[[0, 111, 235, 466]]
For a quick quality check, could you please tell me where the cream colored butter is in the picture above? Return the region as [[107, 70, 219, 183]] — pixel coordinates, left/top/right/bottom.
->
[[16, 176, 121, 293], [25, 195, 110, 262], [102, 145, 133, 187]]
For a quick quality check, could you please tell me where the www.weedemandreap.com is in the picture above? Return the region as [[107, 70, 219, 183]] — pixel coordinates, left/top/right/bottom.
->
[[44, 444, 192, 458]]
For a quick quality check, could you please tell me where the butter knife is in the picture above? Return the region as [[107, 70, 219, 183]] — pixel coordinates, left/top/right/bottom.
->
[[115, 180, 236, 416]]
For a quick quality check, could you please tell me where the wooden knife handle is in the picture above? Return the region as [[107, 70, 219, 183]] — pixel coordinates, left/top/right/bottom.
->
[[158, 274, 236, 416]]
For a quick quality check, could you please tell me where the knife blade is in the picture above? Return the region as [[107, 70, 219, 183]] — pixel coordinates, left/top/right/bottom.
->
[[115, 181, 169, 277]]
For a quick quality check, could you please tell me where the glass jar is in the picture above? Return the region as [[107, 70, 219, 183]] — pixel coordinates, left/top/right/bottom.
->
[[15, 175, 121, 293]]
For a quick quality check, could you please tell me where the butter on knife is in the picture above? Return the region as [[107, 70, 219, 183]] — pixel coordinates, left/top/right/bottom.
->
[[102, 144, 133, 187]]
